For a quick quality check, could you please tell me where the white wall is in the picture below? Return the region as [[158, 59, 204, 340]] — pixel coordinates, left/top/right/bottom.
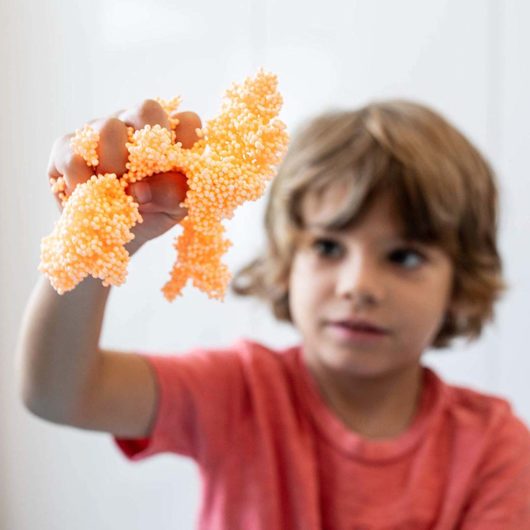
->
[[2, 0, 529, 528]]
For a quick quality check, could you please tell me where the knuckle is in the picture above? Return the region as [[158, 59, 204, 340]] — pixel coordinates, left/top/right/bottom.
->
[[98, 117, 128, 147], [180, 111, 202, 127], [52, 134, 71, 157], [173, 112, 202, 147], [138, 99, 167, 125], [119, 99, 169, 130], [167, 207, 188, 222], [47, 162, 58, 179], [63, 152, 88, 174], [140, 98, 163, 114], [100, 116, 125, 133]]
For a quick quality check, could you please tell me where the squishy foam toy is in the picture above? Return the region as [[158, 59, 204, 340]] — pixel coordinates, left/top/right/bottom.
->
[[39, 69, 289, 301]]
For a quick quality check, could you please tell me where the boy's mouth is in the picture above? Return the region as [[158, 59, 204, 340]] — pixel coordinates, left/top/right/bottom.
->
[[326, 319, 390, 343], [327, 318, 389, 335]]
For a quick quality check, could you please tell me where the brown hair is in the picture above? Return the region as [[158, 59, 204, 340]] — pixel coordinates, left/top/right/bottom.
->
[[230, 99, 508, 349]]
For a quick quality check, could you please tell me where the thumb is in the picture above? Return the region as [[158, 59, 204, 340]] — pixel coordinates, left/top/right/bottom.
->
[[129, 181, 152, 204], [130, 172, 189, 216]]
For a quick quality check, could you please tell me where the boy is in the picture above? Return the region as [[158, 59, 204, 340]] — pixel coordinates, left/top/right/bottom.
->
[[17, 98, 530, 528]]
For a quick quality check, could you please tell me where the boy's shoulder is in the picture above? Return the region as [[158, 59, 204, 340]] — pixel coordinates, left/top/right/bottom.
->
[[433, 369, 530, 440]]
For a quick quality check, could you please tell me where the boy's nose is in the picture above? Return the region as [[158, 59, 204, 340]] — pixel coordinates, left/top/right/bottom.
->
[[335, 255, 385, 307]]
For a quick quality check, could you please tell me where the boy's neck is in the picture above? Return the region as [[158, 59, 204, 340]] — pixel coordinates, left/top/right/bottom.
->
[[307, 360, 424, 440]]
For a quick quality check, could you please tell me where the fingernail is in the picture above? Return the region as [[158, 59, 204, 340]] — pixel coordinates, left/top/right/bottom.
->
[[131, 182, 151, 204]]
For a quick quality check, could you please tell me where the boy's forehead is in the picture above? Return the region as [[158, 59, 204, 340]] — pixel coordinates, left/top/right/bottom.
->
[[302, 182, 350, 222], [302, 186, 341, 221], [302, 186, 405, 236]]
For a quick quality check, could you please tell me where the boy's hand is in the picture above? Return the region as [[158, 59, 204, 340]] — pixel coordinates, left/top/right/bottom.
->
[[46, 100, 202, 251]]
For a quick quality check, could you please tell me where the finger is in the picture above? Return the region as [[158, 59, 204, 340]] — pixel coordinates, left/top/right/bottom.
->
[[52, 134, 93, 194], [128, 171, 189, 217], [171, 111, 202, 148], [118, 99, 170, 131], [47, 159, 66, 211], [46, 169, 67, 212], [90, 117, 129, 175], [47, 147, 62, 181], [138, 202, 189, 223]]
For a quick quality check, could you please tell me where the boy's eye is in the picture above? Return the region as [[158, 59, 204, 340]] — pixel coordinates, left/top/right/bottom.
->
[[312, 238, 342, 258], [389, 248, 425, 269]]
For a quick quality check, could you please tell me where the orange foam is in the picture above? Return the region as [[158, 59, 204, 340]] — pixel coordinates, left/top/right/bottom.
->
[[39, 69, 289, 301]]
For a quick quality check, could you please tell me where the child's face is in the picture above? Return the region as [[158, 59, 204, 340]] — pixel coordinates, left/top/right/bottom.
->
[[288, 184, 454, 379]]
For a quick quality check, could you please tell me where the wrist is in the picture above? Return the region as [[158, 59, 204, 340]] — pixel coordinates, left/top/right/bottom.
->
[[125, 236, 147, 257]]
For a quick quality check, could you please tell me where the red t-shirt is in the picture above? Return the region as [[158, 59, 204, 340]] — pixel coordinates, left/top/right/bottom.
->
[[114, 339, 530, 529]]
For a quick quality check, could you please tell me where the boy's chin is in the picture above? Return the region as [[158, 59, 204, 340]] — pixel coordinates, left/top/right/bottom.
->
[[307, 343, 388, 377]]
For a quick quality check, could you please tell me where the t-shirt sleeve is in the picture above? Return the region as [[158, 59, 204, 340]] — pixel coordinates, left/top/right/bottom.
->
[[113, 345, 246, 466], [459, 405, 530, 529]]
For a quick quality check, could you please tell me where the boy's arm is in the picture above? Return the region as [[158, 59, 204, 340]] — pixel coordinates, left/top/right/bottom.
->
[[16, 103, 200, 438], [16, 240, 158, 439]]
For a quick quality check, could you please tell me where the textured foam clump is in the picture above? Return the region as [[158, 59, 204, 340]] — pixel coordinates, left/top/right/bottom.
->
[[39, 69, 289, 301]]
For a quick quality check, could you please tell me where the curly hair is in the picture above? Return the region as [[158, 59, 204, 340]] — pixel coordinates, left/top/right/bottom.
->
[[230, 99, 508, 349]]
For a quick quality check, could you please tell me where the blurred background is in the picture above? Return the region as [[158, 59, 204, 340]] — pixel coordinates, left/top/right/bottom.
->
[[1, 0, 529, 528]]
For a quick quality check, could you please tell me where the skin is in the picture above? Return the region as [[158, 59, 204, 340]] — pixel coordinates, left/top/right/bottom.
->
[[19, 101, 204, 438], [47, 99, 202, 250], [288, 184, 457, 439]]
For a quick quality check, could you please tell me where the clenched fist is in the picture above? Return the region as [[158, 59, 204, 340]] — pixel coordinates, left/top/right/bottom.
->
[[47, 99, 202, 254]]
